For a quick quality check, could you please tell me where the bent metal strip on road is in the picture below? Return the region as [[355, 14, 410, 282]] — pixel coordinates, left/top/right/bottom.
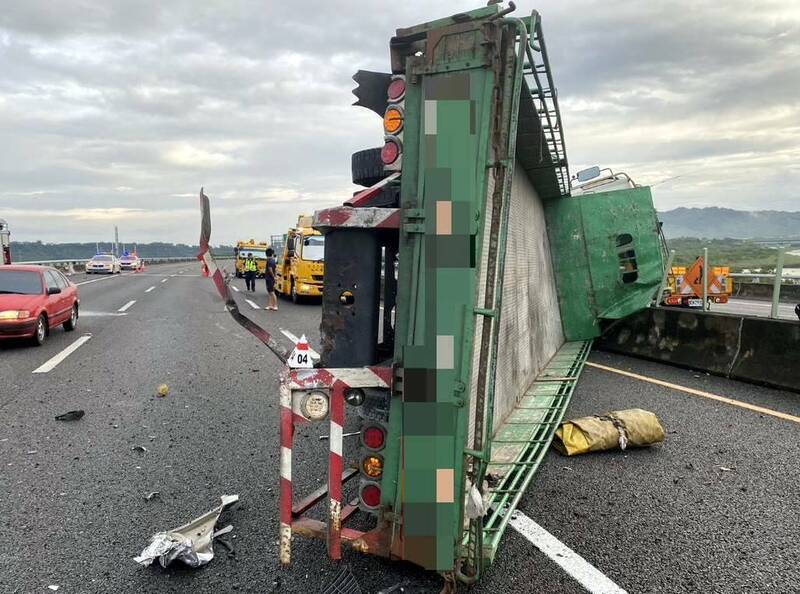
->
[[586, 362, 800, 425], [509, 512, 628, 594], [32, 334, 92, 374]]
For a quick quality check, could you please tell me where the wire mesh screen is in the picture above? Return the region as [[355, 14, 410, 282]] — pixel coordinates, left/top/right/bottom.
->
[[491, 166, 564, 434]]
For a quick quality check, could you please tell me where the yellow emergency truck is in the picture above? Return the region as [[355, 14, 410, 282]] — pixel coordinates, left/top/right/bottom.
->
[[275, 216, 325, 303], [234, 240, 269, 278]]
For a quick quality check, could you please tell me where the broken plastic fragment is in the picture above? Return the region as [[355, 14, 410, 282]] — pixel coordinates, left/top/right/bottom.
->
[[144, 491, 160, 501], [55, 410, 84, 421], [157, 384, 169, 397], [134, 494, 239, 568], [465, 481, 487, 520]]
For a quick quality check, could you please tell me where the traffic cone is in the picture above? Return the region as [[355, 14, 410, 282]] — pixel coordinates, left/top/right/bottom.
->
[[288, 334, 313, 369]]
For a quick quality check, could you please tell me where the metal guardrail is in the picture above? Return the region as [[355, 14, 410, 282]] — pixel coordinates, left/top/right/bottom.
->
[[15, 256, 199, 274], [729, 272, 800, 282]]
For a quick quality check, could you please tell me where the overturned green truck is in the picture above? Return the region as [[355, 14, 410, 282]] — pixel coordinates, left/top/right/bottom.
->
[[274, 3, 665, 585]]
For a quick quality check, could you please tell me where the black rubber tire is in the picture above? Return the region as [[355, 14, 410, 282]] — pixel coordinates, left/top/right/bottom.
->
[[63, 304, 78, 332], [352, 147, 388, 187], [32, 315, 47, 346]]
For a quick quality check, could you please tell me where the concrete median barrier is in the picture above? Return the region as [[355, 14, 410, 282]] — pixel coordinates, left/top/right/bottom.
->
[[733, 281, 800, 303], [597, 307, 800, 393]]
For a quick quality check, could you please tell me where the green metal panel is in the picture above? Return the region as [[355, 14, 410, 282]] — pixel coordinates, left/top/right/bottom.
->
[[393, 61, 498, 570], [546, 187, 665, 340]]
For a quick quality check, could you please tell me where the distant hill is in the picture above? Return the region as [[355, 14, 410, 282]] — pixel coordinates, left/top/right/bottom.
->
[[658, 207, 800, 239], [11, 241, 234, 262]]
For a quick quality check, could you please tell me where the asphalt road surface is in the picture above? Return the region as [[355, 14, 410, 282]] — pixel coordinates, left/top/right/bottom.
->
[[1, 262, 798, 593], [712, 297, 797, 320]]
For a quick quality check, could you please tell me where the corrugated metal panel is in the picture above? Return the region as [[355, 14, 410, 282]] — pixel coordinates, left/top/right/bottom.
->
[[492, 166, 564, 433]]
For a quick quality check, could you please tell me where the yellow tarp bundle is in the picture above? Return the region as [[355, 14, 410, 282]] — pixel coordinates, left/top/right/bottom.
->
[[553, 408, 665, 456]]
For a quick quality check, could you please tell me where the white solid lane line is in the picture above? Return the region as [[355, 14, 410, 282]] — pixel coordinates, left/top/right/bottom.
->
[[76, 275, 119, 286], [118, 300, 136, 312], [509, 512, 628, 594], [145, 286, 156, 293], [231, 286, 240, 292], [245, 299, 261, 310], [32, 335, 93, 374]]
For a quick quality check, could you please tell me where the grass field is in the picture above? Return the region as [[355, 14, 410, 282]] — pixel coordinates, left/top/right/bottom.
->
[[666, 238, 800, 272]]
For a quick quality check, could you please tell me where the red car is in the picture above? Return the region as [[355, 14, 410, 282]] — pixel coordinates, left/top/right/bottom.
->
[[0, 265, 80, 346]]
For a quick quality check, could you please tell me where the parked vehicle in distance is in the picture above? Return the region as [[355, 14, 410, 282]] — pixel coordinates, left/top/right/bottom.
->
[[0, 265, 79, 345], [663, 256, 732, 307], [233, 240, 270, 278], [119, 253, 143, 271], [275, 215, 324, 303], [0, 218, 11, 265], [85, 254, 121, 274]]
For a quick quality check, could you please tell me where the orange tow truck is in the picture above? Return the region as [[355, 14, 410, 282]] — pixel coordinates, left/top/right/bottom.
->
[[663, 256, 732, 307]]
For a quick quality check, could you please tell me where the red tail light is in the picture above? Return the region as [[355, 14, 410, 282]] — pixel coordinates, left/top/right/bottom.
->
[[387, 77, 406, 102], [380, 138, 401, 165], [360, 483, 381, 508], [362, 425, 386, 450]]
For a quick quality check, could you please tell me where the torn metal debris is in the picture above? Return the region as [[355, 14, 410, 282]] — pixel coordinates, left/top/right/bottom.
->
[[134, 494, 239, 568]]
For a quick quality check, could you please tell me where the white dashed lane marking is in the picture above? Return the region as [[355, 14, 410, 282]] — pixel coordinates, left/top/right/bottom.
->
[[32, 335, 93, 374], [145, 286, 155, 293], [245, 299, 261, 310], [231, 286, 240, 292], [160, 278, 168, 283], [118, 300, 136, 313]]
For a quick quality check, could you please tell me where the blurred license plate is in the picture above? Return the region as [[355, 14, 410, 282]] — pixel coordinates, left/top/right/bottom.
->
[[688, 298, 703, 307]]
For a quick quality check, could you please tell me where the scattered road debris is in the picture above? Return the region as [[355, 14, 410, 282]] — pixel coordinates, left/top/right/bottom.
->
[[321, 565, 362, 594], [47, 586, 59, 591], [134, 494, 239, 568], [55, 410, 84, 421], [131, 445, 147, 454], [144, 491, 160, 501], [553, 408, 665, 456], [26, 450, 37, 455], [719, 466, 735, 472], [157, 384, 169, 397]]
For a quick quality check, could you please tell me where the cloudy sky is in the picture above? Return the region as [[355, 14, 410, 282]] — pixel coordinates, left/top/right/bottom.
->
[[1, 0, 798, 244]]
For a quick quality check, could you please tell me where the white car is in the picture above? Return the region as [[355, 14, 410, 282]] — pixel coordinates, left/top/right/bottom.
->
[[119, 254, 142, 271], [85, 254, 121, 274]]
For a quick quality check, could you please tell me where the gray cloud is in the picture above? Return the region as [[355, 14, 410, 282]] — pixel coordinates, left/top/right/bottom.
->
[[1, 0, 798, 244]]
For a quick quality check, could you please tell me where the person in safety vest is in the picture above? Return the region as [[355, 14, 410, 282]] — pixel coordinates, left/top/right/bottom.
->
[[244, 252, 257, 292]]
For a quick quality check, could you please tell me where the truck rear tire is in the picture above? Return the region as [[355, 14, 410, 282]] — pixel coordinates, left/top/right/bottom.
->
[[352, 148, 388, 187]]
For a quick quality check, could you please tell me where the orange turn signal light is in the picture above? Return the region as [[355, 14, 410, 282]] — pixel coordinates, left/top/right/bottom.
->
[[383, 106, 404, 134], [362, 455, 383, 478]]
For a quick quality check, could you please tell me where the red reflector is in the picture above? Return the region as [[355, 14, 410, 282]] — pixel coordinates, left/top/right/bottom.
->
[[381, 140, 400, 165], [361, 484, 381, 508], [363, 426, 385, 449], [387, 78, 406, 101]]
